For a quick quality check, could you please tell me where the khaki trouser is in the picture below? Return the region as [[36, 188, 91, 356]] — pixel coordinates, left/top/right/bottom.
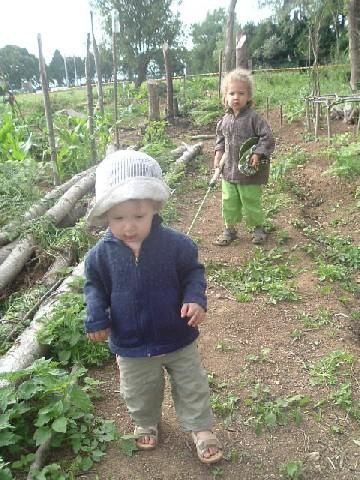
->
[[116, 341, 213, 431]]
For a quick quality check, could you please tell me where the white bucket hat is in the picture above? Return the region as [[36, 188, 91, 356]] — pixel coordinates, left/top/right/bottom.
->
[[87, 150, 170, 226]]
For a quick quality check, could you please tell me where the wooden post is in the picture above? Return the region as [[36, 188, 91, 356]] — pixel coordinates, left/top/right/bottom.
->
[[314, 101, 320, 140], [147, 81, 160, 121], [163, 43, 174, 123], [37, 34, 59, 185], [90, 11, 104, 116], [280, 104, 283, 127], [305, 97, 311, 131], [173, 97, 179, 117], [112, 11, 120, 149], [326, 101, 332, 144], [86, 33, 97, 164], [218, 50, 223, 99]]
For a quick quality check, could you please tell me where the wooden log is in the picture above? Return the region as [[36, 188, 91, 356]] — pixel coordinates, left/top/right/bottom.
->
[[27, 437, 52, 480], [190, 135, 215, 140], [176, 142, 203, 164], [170, 144, 188, 158], [0, 171, 95, 290], [42, 251, 73, 287], [147, 81, 160, 121], [0, 166, 95, 247], [0, 262, 84, 378], [0, 236, 35, 292], [0, 239, 21, 265]]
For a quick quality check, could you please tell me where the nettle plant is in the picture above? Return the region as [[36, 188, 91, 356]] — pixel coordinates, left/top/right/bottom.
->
[[206, 248, 299, 304], [0, 359, 116, 479], [244, 383, 310, 436]]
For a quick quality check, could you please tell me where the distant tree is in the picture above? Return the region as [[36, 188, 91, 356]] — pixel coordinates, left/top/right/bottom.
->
[[0, 45, 38, 89], [92, 0, 183, 86], [48, 49, 65, 85], [189, 8, 226, 74], [98, 44, 113, 81]]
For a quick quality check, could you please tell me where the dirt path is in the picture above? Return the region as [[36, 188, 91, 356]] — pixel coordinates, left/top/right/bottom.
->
[[81, 117, 360, 480]]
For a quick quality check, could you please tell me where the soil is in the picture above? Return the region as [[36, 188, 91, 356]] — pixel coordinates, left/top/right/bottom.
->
[[79, 113, 360, 480]]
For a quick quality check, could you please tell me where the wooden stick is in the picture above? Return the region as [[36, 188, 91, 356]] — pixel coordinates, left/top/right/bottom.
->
[[37, 34, 59, 185], [86, 33, 97, 164]]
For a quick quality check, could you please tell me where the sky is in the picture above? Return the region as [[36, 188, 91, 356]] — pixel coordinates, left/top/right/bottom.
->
[[0, 0, 273, 62]]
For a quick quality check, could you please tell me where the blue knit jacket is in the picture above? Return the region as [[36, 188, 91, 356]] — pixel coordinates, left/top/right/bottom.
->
[[84, 215, 207, 357]]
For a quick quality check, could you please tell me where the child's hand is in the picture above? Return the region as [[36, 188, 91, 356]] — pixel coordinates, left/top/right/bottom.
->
[[181, 303, 206, 328], [87, 328, 111, 342], [250, 153, 261, 167]]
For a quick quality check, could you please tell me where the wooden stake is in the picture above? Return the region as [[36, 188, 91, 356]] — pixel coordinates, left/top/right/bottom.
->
[[37, 34, 59, 185], [86, 33, 97, 164], [326, 101, 331, 144], [314, 102, 320, 140], [112, 19, 120, 149], [218, 50, 223, 99], [163, 43, 174, 123], [90, 11, 104, 115]]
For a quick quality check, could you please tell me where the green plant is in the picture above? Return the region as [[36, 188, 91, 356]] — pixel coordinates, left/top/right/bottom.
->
[[211, 394, 239, 427], [0, 359, 116, 478], [244, 384, 310, 435], [246, 347, 271, 363], [280, 460, 304, 479], [206, 248, 298, 304], [299, 308, 333, 329], [309, 350, 355, 385], [290, 329, 304, 341], [324, 135, 360, 177], [38, 284, 109, 367]]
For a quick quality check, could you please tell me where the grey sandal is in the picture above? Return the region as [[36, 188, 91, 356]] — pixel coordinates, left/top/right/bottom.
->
[[213, 228, 237, 246], [252, 226, 267, 245]]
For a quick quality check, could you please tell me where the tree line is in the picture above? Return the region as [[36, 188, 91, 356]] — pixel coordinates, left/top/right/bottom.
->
[[0, 0, 359, 91]]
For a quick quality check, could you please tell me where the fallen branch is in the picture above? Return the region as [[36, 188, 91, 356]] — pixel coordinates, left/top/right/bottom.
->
[[0, 166, 96, 247], [190, 134, 215, 140], [170, 143, 188, 158], [0, 170, 95, 291], [0, 262, 84, 379], [27, 437, 53, 480], [176, 142, 203, 164]]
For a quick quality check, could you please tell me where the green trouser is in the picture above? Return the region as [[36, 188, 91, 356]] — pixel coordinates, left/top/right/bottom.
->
[[116, 341, 213, 432], [222, 180, 264, 229]]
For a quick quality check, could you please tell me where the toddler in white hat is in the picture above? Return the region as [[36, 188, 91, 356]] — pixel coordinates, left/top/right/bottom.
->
[[84, 150, 222, 464]]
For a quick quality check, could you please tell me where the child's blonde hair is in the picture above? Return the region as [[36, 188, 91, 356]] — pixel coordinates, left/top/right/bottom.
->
[[221, 68, 254, 108]]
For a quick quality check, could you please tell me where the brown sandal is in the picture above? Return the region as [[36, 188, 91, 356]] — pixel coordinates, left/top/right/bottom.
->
[[191, 431, 223, 464], [213, 229, 237, 246]]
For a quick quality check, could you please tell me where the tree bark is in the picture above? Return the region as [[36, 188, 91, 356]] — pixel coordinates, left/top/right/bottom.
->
[[349, 0, 360, 92], [147, 81, 160, 121], [236, 31, 248, 69], [224, 0, 237, 72]]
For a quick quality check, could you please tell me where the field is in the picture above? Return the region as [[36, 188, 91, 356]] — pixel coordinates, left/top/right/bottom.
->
[[0, 68, 359, 479]]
